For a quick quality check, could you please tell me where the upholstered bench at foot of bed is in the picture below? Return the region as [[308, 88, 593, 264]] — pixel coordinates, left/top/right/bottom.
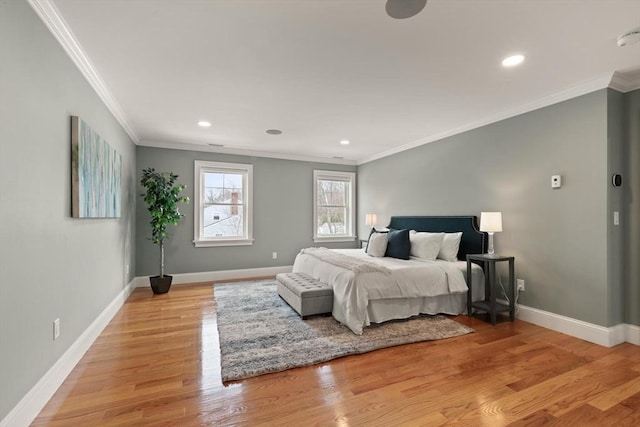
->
[[276, 272, 333, 319]]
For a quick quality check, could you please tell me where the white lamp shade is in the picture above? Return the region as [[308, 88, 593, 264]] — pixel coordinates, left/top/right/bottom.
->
[[480, 212, 502, 232], [365, 213, 377, 227]]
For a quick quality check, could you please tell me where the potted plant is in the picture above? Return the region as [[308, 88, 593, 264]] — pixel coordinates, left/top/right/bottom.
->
[[140, 167, 189, 294]]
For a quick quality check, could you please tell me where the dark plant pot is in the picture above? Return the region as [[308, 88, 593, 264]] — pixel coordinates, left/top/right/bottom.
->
[[150, 275, 173, 294]]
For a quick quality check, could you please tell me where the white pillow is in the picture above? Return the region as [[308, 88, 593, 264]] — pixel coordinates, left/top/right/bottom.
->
[[409, 231, 444, 260], [438, 232, 463, 262], [366, 232, 388, 257]]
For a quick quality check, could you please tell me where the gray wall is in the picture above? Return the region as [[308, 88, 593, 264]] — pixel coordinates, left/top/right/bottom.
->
[[625, 89, 640, 326], [136, 147, 357, 276], [359, 90, 619, 327], [0, 0, 136, 420], [607, 90, 625, 326]]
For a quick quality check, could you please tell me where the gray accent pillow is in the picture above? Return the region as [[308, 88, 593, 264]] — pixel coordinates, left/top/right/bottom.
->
[[385, 228, 411, 260]]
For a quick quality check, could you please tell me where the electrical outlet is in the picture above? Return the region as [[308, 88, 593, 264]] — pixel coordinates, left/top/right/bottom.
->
[[53, 318, 60, 340], [517, 279, 525, 292], [272, 252, 278, 259]]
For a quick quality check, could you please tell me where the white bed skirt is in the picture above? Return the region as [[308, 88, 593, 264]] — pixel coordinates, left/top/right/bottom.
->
[[366, 293, 466, 324], [364, 266, 485, 326]]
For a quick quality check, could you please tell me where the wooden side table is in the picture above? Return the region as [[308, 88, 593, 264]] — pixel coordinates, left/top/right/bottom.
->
[[466, 254, 515, 326]]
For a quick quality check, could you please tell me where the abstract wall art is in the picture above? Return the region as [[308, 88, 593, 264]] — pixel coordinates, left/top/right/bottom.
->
[[71, 116, 121, 218]]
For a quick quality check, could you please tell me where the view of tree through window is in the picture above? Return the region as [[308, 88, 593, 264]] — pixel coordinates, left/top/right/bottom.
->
[[203, 172, 244, 237], [316, 179, 347, 235]]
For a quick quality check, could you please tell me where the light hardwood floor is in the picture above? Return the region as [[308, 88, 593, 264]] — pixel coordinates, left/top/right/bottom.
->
[[32, 281, 640, 426]]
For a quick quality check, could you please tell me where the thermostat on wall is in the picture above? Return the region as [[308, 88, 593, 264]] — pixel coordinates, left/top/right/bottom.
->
[[551, 175, 562, 189], [612, 174, 622, 187]]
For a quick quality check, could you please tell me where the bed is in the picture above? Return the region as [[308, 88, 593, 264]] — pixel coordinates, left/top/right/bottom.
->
[[292, 216, 487, 334]]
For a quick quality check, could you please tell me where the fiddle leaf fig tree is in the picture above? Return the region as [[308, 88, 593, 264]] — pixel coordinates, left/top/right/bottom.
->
[[141, 168, 189, 278]]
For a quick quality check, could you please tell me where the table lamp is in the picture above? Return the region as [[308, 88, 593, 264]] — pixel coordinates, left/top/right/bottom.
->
[[480, 212, 502, 255], [365, 213, 377, 229]]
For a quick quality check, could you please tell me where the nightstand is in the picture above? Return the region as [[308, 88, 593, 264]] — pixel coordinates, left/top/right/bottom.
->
[[466, 254, 515, 326]]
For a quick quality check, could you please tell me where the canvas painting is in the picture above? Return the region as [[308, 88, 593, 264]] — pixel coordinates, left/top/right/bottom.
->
[[71, 116, 121, 218]]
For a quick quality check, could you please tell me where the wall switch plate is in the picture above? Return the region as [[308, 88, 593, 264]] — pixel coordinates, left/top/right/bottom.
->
[[517, 279, 525, 291], [614, 211, 620, 226], [551, 175, 562, 189], [53, 318, 60, 340], [272, 252, 278, 259]]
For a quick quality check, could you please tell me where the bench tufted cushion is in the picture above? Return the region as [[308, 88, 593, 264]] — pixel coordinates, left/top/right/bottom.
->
[[276, 272, 333, 318]]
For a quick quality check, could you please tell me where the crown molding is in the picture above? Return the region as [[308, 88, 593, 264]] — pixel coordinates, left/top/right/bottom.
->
[[358, 72, 615, 165], [138, 139, 358, 166], [27, 0, 139, 143], [609, 71, 640, 93]]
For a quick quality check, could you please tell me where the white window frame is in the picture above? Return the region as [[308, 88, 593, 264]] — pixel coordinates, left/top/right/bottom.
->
[[313, 170, 356, 243], [194, 160, 253, 247]]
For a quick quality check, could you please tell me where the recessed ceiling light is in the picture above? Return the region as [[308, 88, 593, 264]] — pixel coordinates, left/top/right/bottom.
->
[[340, 140, 350, 145], [266, 129, 282, 135], [502, 54, 525, 67], [197, 121, 211, 127]]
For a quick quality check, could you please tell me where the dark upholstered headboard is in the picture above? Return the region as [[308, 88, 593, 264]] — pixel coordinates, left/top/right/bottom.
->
[[387, 216, 487, 260]]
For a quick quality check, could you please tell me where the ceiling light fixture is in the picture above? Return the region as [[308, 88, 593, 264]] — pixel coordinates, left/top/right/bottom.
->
[[197, 121, 211, 127], [502, 54, 525, 67], [385, 0, 427, 19], [266, 129, 282, 135], [340, 140, 350, 145]]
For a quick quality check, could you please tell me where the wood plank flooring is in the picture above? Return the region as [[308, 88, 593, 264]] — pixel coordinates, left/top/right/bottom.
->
[[32, 281, 640, 426]]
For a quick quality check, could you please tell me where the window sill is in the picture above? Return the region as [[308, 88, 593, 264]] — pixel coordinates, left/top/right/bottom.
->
[[313, 236, 357, 244], [194, 238, 254, 248]]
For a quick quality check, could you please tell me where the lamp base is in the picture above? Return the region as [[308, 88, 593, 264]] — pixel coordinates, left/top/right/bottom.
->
[[487, 232, 495, 255]]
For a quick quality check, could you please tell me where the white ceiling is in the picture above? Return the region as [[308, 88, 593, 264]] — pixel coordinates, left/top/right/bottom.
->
[[35, 0, 640, 164]]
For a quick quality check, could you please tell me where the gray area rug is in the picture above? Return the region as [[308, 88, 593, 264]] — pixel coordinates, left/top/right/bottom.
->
[[214, 280, 474, 382]]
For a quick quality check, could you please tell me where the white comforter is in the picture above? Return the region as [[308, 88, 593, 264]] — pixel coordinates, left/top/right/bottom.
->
[[292, 248, 471, 334]]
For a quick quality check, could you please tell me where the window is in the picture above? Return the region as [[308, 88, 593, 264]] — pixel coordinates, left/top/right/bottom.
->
[[194, 161, 253, 247], [313, 170, 356, 243]]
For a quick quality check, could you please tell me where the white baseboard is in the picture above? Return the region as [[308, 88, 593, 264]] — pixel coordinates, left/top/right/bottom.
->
[[2, 265, 293, 427], [132, 265, 293, 287], [0, 280, 137, 427], [517, 304, 638, 348], [625, 323, 640, 345]]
